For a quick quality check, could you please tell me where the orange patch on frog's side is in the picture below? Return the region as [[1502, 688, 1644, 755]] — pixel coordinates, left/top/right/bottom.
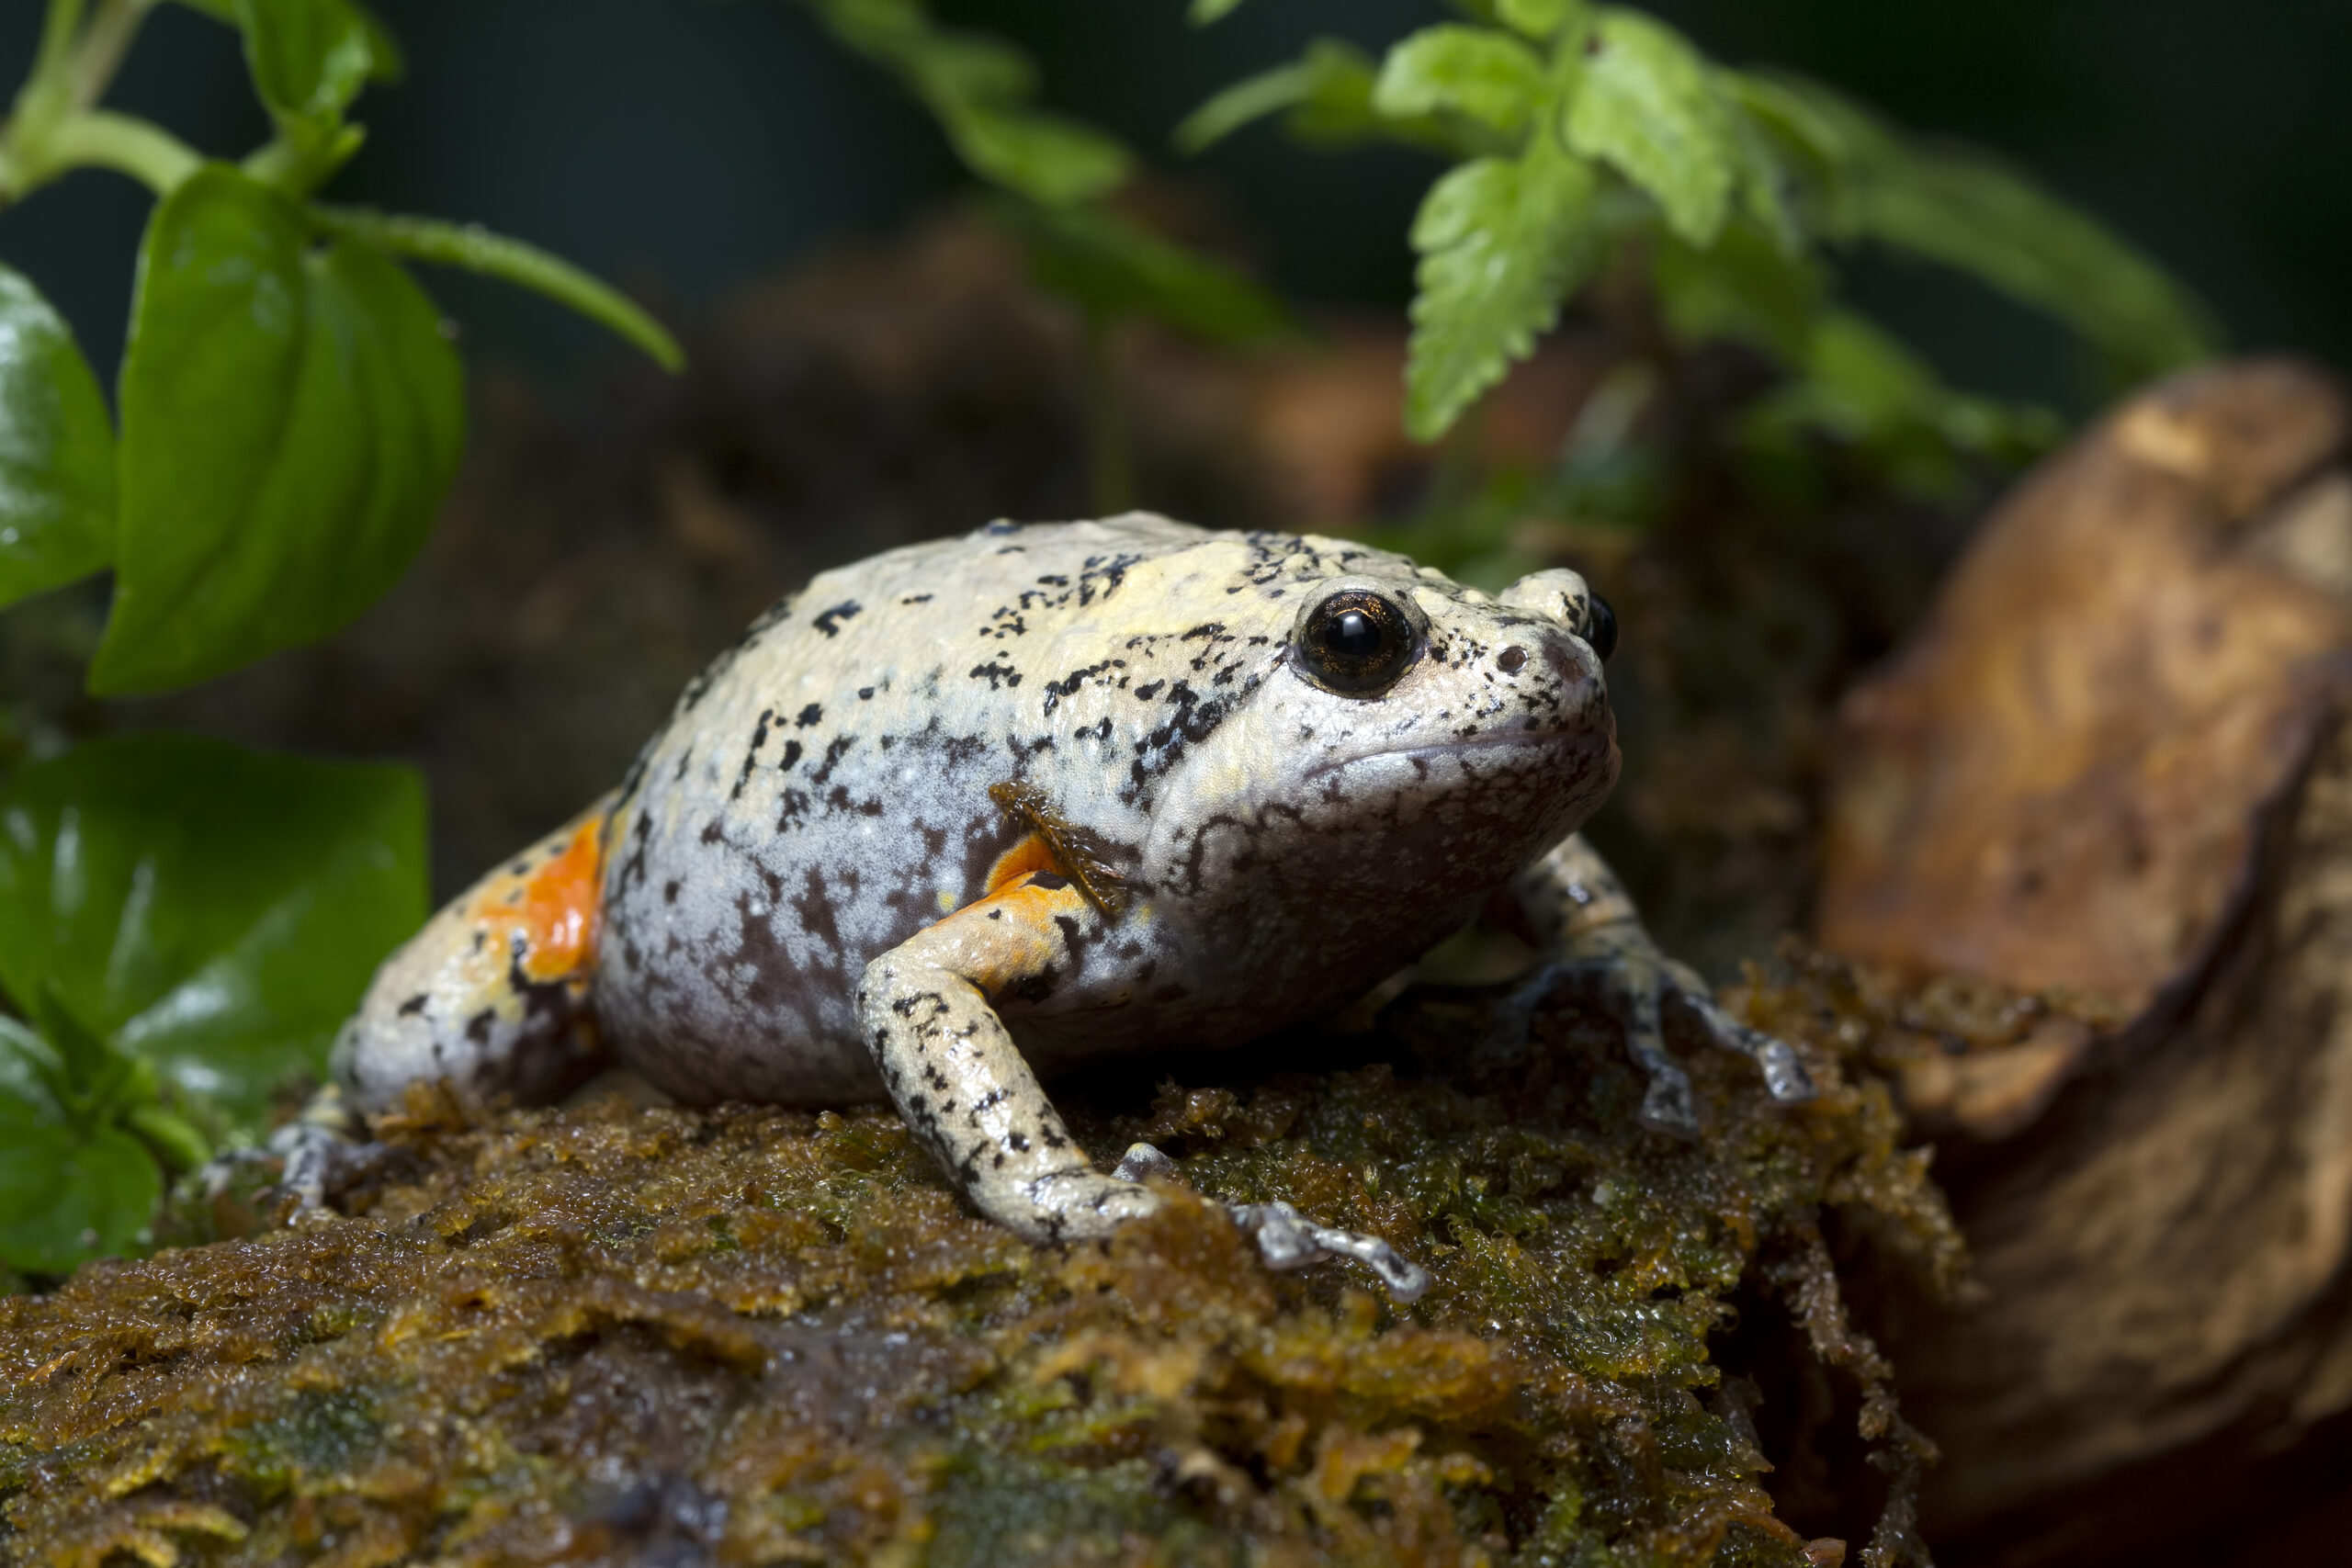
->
[[985, 833, 1063, 896], [469, 813, 608, 985]]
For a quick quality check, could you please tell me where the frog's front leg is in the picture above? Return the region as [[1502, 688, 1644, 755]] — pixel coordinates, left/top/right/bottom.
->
[[857, 871, 1158, 1244], [858, 869, 1431, 1302], [1510, 832, 1815, 1136]]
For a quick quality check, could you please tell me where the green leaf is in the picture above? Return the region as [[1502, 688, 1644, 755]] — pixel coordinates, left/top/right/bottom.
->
[[803, 0, 1131, 206], [991, 201, 1294, 344], [1497, 0, 1584, 39], [1852, 141, 2215, 383], [1189, 0, 1249, 23], [0, 734, 428, 1124], [309, 207, 684, 371], [351, 0, 406, 85], [0, 1014, 163, 1275], [1374, 25, 1548, 140], [94, 166, 465, 694], [1742, 73, 2217, 383], [1405, 135, 1600, 442], [1177, 39, 1458, 157], [942, 107, 1131, 208], [0, 265, 115, 612], [0, 1117, 159, 1275], [1562, 7, 1737, 245], [232, 0, 376, 128]]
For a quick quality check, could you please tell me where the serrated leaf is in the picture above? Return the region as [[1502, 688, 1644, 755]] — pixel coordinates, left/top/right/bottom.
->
[[233, 0, 375, 129], [95, 166, 465, 694], [0, 734, 428, 1124], [1405, 137, 1600, 442], [993, 201, 1293, 344], [1563, 8, 1736, 245], [1374, 25, 1548, 140], [0, 265, 115, 612]]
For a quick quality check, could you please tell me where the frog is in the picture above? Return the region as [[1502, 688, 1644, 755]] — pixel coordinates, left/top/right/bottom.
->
[[287, 514, 1815, 1297]]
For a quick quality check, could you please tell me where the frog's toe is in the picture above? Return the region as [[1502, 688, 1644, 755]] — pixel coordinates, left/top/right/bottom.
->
[[1111, 1142, 1182, 1184], [1635, 1064, 1702, 1139], [1670, 987, 1818, 1104], [1230, 1200, 1431, 1303]]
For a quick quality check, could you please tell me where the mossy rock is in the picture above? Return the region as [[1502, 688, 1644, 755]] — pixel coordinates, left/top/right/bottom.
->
[[0, 982, 1958, 1566]]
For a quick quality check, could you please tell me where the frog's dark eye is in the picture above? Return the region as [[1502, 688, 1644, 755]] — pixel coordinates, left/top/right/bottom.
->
[[1582, 592, 1618, 664], [1295, 588, 1419, 696]]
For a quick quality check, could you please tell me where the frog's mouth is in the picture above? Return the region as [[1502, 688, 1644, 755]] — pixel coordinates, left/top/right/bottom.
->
[[1304, 727, 1598, 782]]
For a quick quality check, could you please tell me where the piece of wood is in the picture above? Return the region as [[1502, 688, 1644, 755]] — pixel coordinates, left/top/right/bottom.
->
[[1815, 360, 2352, 1564]]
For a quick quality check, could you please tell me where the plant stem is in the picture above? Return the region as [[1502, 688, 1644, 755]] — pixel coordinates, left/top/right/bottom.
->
[[47, 110, 198, 197], [1080, 311, 1134, 515], [67, 0, 153, 113], [0, 0, 172, 211]]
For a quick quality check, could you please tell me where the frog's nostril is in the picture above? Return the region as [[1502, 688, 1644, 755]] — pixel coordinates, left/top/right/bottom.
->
[[1497, 646, 1528, 674]]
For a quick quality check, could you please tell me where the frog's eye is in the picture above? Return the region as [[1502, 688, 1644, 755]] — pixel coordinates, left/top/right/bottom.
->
[[1581, 592, 1618, 664], [1295, 587, 1420, 696]]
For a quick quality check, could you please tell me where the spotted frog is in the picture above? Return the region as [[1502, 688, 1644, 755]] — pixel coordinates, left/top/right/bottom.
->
[[304, 515, 1814, 1294]]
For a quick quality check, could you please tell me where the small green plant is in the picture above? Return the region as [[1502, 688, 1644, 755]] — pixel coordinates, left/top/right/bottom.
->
[[1178, 0, 2216, 499], [0, 0, 677, 1278]]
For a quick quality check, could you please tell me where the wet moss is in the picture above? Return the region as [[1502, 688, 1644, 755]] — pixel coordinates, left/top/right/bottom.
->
[[0, 984, 1958, 1567]]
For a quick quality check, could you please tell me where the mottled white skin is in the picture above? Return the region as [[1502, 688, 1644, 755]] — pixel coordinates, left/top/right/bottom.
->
[[331, 515, 1813, 1258]]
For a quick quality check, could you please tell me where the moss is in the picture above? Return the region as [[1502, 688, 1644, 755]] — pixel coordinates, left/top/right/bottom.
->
[[0, 981, 1957, 1567]]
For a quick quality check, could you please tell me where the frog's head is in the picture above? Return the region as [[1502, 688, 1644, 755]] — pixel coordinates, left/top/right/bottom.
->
[[1146, 553, 1620, 924]]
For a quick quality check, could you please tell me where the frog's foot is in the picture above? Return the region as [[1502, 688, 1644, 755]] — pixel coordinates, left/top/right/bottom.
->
[[1231, 1201, 1431, 1303], [256, 1083, 372, 1216], [1116, 1142, 1431, 1303], [1512, 927, 1815, 1139]]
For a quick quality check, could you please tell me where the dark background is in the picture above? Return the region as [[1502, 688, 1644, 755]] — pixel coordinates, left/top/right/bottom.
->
[[1, 0, 2346, 415]]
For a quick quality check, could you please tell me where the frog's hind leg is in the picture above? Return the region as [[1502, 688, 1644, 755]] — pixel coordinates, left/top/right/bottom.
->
[[1509, 831, 1815, 1136], [334, 794, 619, 1119]]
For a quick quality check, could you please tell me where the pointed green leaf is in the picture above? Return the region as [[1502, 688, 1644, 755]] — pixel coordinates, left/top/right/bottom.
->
[[1374, 25, 1548, 140], [0, 265, 115, 612], [0, 734, 427, 1124], [1405, 137, 1600, 442], [95, 166, 464, 694], [1563, 8, 1736, 245], [233, 0, 376, 128]]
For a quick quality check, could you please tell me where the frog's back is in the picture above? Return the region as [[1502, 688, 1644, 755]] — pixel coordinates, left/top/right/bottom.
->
[[592, 513, 1333, 1102]]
